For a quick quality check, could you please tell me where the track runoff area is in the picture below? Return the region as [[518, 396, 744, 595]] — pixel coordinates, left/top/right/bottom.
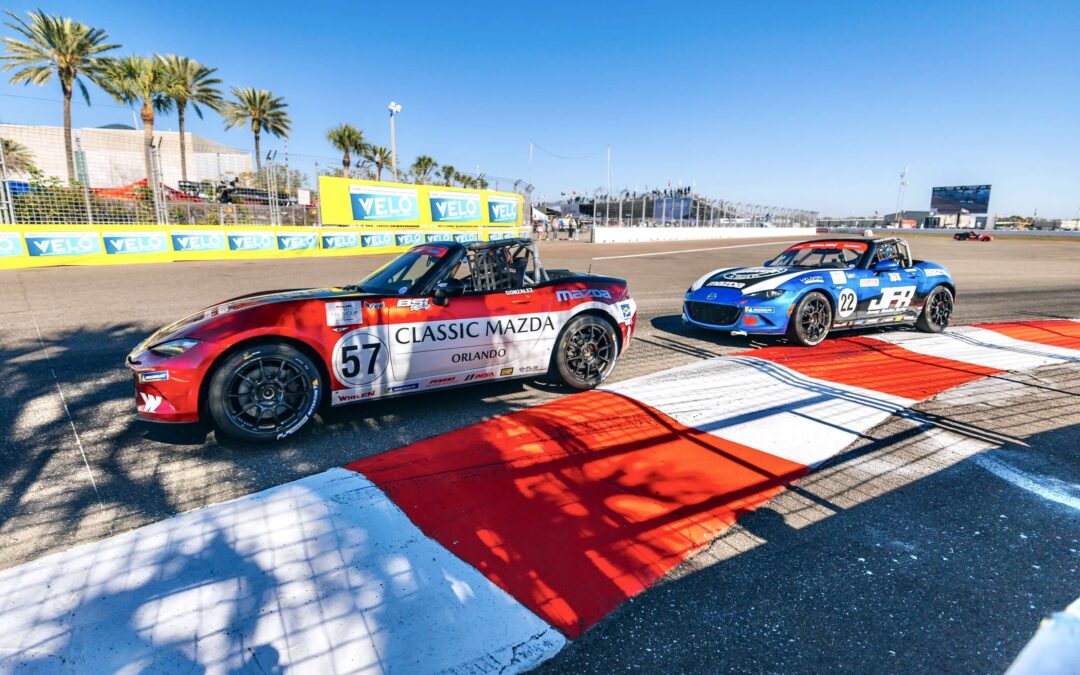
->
[[1, 234, 1079, 672]]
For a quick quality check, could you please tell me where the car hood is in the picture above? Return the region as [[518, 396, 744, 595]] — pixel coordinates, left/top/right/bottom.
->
[[691, 266, 843, 295], [135, 287, 374, 351]]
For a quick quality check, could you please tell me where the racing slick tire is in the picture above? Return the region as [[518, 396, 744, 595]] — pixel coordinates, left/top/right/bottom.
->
[[786, 291, 833, 347], [551, 314, 619, 390], [207, 342, 322, 443], [916, 285, 954, 334]]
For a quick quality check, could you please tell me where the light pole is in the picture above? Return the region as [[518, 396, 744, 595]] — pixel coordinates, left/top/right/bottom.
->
[[387, 101, 402, 181]]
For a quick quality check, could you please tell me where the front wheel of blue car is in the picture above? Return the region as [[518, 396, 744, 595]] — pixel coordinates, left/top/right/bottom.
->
[[917, 285, 953, 333], [786, 291, 833, 347]]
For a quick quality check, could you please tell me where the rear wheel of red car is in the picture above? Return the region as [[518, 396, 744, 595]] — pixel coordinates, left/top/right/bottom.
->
[[551, 314, 619, 390], [916, 285, 953, 333], [207, 342, 321, 443], [786, 291, 832, 347]]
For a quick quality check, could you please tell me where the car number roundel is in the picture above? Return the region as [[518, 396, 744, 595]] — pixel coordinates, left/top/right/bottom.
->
[[837, 288, 857, 318], [332, 329, 389, 386]]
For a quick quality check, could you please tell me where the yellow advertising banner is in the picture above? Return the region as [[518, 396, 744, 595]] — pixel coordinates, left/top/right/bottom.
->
[[0, 224, 530, 270], [317, 176, 523, 228]]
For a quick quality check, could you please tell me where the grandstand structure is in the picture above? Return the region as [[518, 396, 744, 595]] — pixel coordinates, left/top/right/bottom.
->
[[543, 190, 818, 228]]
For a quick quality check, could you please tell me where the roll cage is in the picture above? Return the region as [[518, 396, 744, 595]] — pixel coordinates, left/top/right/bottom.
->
[[414, 238, 549, 295]]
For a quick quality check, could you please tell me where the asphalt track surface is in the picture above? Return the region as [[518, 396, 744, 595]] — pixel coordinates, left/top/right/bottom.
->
[[1, 233, 1078, 672]]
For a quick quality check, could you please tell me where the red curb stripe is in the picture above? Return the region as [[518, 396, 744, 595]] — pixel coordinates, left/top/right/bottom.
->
[[348, 390, 807, 637], [747, 336, 1001, 400], [974, 320, 1080, 351]]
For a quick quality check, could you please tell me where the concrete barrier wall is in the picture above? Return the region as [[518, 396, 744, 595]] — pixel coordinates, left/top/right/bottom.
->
[[827, 227, 1080, 239], [591, 226, 814, 244]]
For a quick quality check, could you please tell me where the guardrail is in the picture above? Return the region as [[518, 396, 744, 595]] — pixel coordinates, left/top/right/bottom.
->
[[0, 224, 528, 270]]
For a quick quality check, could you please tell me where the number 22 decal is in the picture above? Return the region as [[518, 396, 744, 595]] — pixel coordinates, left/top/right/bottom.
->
[[332, 330, 389, 386], [837, 288, 857, 318]]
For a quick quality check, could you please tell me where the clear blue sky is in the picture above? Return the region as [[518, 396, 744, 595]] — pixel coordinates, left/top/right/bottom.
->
[[1, 0, 1078, 217]]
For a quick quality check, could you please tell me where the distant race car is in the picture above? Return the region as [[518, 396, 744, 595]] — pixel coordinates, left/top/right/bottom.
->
[[683, 237, 955, 346], [127, 239, 636, 442], [953, 230, 993, 242]]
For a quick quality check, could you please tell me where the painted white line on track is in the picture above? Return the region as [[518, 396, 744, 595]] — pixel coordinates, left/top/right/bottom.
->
[[0, 468, 564, 674], [972, 454, 1080, 512], [19, 278, 107, 517], [591, 240, 802, 260]]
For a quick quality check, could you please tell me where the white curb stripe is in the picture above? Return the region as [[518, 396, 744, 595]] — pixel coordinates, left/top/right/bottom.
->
[[0, 468, 564, 674], [869, 326, 1080, 371], [604, 355, 914, 467]]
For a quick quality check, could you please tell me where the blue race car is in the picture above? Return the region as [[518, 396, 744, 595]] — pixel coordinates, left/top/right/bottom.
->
[[682, 237, 955, 346]]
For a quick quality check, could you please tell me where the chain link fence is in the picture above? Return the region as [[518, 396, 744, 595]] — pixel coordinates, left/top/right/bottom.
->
[[0, 124, 530, 227]]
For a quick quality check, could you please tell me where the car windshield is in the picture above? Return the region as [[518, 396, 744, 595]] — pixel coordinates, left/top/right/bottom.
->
[[354, 245, 450, 294], [769, 241, 868, 269]]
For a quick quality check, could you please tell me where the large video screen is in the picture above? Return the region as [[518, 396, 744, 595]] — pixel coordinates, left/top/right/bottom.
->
[[930, 185, 991, 214]]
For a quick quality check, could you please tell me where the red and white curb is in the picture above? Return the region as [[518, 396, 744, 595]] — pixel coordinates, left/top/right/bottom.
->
[[0, 320, 1077, 673]]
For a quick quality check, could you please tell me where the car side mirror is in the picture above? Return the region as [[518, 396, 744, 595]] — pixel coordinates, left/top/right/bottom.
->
[[432, 279, 466, 306], [873, 259, 900, 273]]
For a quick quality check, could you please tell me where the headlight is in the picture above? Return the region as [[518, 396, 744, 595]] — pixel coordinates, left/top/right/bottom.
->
[[149, 338, 199, 357], [743, 289, 785, 300]]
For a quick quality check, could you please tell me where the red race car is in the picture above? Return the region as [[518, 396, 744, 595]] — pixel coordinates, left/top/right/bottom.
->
[[127, 239, 637, 442], [953, 230, 993, 242]]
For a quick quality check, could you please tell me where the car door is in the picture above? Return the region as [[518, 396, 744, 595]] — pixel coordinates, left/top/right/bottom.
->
[[856, 242, 918, 323], [384, 259, 551, 387]]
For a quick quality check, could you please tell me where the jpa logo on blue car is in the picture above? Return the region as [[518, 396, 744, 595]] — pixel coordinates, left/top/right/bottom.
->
[[349, 185, 419, 222], [361, 233, 392, 248], [172, 231, 225, 251], [103, 232, 169, 255], [488, 196, 519, 223], [277, 233, 317, 251], [429, 191, 481, 223], [322, 233, 359, 250], [25, 232, 103, 257], [0, 232, 24, 257], [228, 232, 275, 251]]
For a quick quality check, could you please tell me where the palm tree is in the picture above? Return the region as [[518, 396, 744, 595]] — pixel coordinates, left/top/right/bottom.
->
[[223, 87, 290, 173], [157, 54, 223, 184], [1, 10, 118, 185], [365, 145, 393, 181], [0, 137, 36, 175], [326, 124, 365, 178], [100, 55, 175, 185], [439, 164, 456, 187], [410, 155, 436, 184]]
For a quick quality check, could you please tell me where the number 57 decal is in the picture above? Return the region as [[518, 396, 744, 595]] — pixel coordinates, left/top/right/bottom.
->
[[332, 330, 389, 386]]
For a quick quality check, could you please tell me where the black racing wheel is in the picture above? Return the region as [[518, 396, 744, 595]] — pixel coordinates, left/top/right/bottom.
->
[[916, 285, 954, 333], [551, 314, 619, 389], [207, 342, 321, 443], [786, 291, 833, 347]]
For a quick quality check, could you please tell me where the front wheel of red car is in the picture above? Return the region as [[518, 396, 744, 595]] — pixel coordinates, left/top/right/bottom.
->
[[207, 342, 322, 443], [551, 314, 619, 390]]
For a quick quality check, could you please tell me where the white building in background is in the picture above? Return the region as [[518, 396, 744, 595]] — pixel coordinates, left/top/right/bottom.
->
[[0, 123, 252, 188]]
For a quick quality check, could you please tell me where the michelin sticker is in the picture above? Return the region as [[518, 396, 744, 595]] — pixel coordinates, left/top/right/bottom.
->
[[326, 300, 363, 327]]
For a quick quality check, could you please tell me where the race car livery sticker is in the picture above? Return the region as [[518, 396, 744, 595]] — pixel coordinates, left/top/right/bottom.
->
[[859, 278, 880, 288], [925, 268, 948, 277], [829, 271, 847, 285], [707, 280, 745, 289], [888, 272, 902, 282], [326, 300, 363, 327], [555, 289, 612, 302], [801, 275, 824, 284], [138, 392, 163, 413], [397, 298, 432, 312], [332, 329, 390, 387], [866, 286, 916, 314], [500, 367, 514, 376], [138, 370, 169, 383], [836, 288, 858, 318], [720, 267, 788, 281]]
